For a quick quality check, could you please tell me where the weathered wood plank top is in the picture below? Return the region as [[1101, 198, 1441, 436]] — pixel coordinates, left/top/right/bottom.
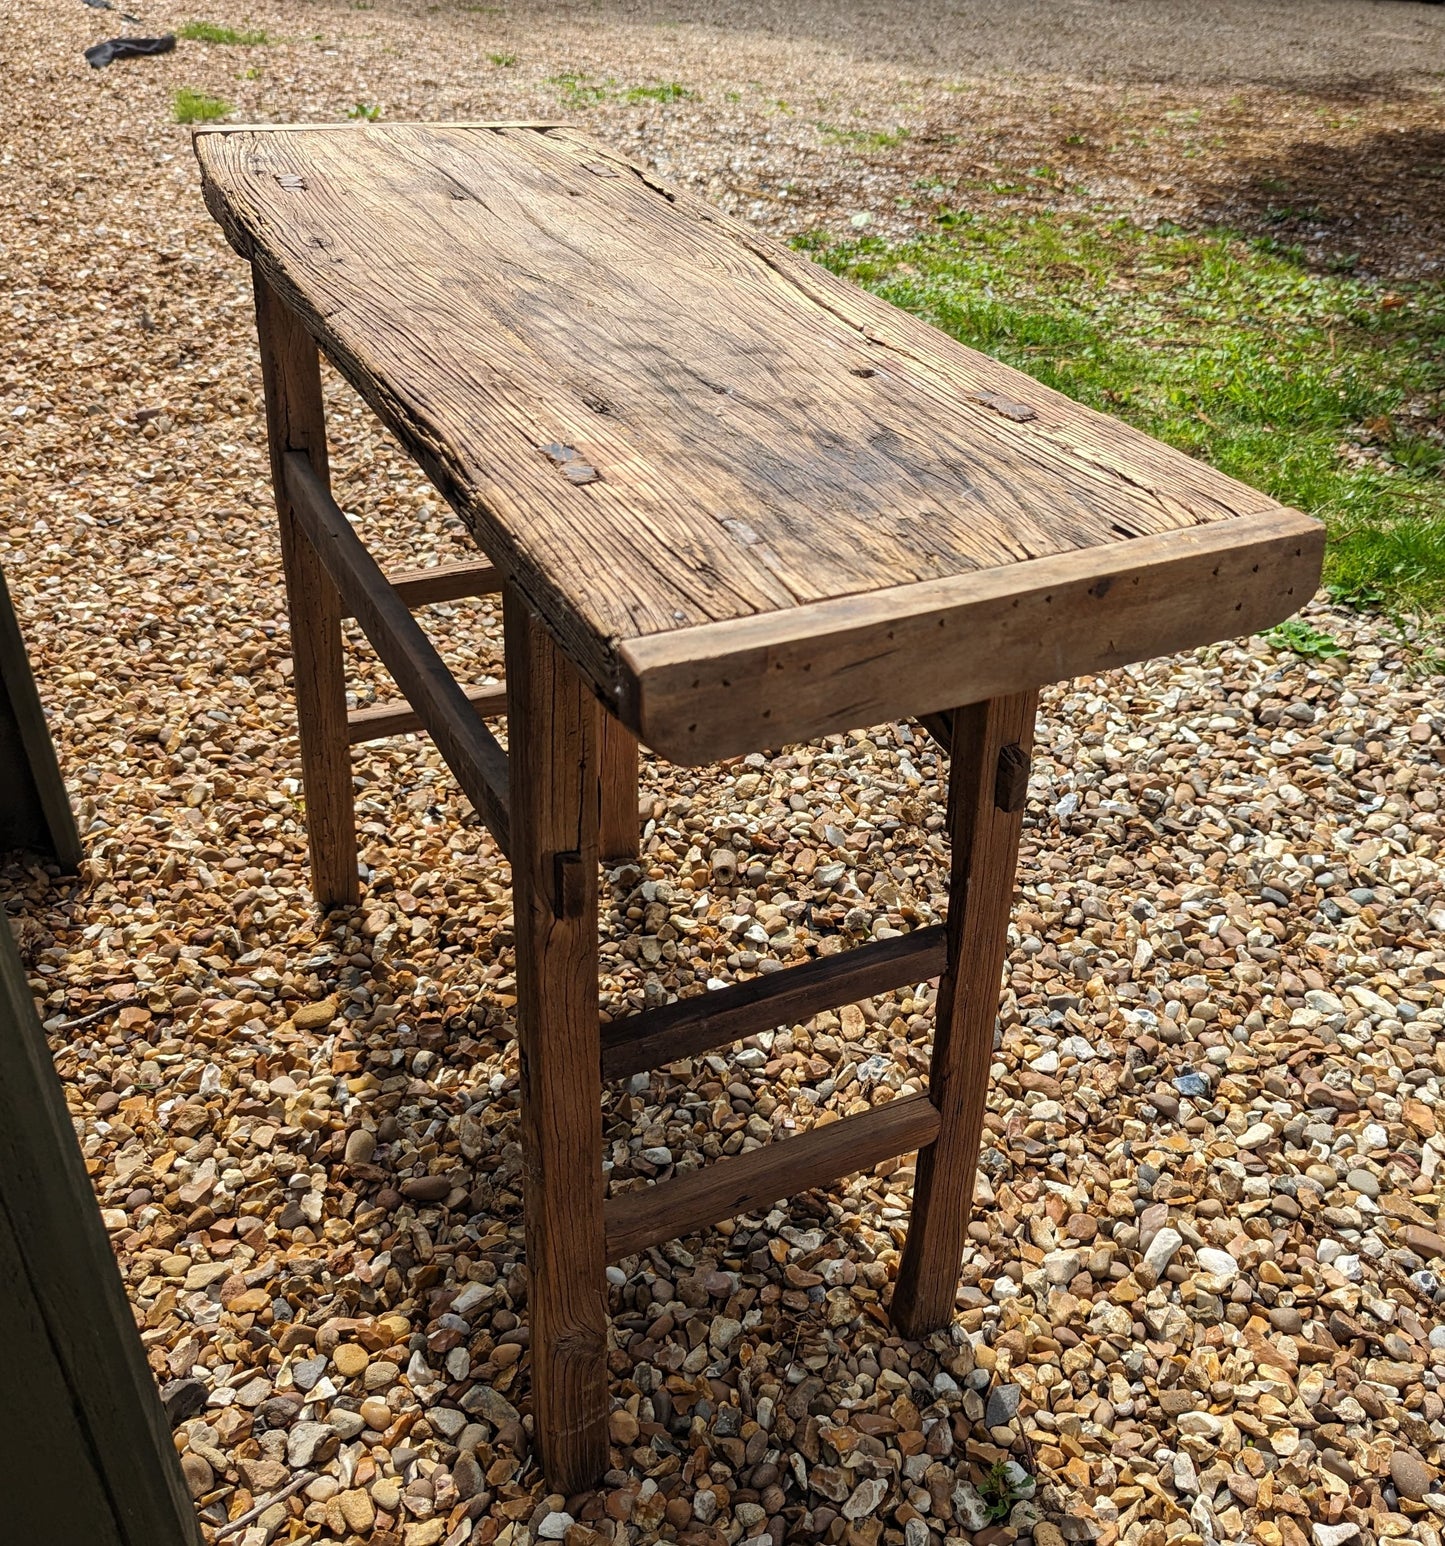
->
[[196, 122, 1322, 761]]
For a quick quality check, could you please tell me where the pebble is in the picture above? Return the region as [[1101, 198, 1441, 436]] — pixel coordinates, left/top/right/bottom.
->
[[344, 1128, 377, 1165], [287, 1422, 338, 1468], [1141, 1226, 1183, 1281], [985, 1382, 1022, 1428], [180, 1452, 213, 1498], [953, 1482, 992, 1531], [332, 1344, 369, 1378], [843, 1478, 888, 1519], [291, 1355, 327, 1393], [1392, 1451, 1433, 1501], [1195, 1246, 1239, 1284], [338, 1489, 375, 1532], [329, 1407, 366, 1441], [1404, 1225, 1445, 1259]]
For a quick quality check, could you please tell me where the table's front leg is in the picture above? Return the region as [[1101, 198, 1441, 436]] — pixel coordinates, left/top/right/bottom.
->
[[894, 689, 1038, 1336], [503, 585, 610, 1490]]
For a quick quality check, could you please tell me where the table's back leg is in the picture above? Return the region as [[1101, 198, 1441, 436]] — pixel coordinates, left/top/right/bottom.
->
[[599, 717, 641, 864], [893, 689, 1038, 1336], [503, 584, 610, 1491], [253, 271, 359, 911]]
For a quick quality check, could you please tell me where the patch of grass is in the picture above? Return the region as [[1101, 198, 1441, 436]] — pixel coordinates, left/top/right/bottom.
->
[[172, 88, 231, 123], [547, 74, 695, 106], [547, 71, 614, 105], [488, 51, 517, 66], [807, 214, 1445, 623], [977, 1461, 1033, 1523], [820, 123, 911, 150], [624, 80, 696, 103], [178, 19, 268, 43], [347, 101, 381, 120], [1266, 618, 1346, 659]]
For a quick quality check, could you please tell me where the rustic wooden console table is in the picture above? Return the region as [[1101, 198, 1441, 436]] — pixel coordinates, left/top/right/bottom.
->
[[195, 121, 1322, 1490]]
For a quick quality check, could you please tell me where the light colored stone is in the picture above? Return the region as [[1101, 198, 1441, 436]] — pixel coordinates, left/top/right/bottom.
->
[[1142, 1226, 1184, 1281], [1196, 1247, 1239, 1284], [332, 1343, 369, 1378]]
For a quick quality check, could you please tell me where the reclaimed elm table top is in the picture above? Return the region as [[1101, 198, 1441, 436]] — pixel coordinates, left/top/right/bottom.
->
[[195, 121, 1323, 764]]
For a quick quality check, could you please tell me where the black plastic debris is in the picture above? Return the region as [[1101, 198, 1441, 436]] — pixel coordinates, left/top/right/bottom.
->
[[84, 33, 173, 68], [82, 0, 143, 17]]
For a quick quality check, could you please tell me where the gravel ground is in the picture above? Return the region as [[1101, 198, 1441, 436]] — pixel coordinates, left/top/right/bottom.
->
[[5, 2, 1445, 1545]]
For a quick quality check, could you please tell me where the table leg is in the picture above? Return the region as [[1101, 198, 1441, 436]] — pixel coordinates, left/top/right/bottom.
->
[[599, 717, 641, 864], [253, 271, 359, 911], [893, 689, 1038, 1336], [504, 585, 610, 1491]]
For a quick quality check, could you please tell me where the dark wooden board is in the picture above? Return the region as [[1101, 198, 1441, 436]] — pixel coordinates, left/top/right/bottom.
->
[[195, 123, 1323, 760], [505, 587, 610, 1489], [600, 924, 947, 1082], [604, 1091, 941, 1260], [894, 690, 1037, 1334], [0, 914, 201, 1544], [0, 565, 82, 868]]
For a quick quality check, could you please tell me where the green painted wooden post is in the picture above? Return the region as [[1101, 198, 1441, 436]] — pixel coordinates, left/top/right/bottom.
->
[[1, 564, 82, 869], [0, 917, 201, 1543]]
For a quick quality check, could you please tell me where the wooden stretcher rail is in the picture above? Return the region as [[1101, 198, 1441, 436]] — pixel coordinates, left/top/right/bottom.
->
[[345, 558, 502, 616], [603, 1092, 941, 1260], [282, 452, 513, 854], [600, 925, 948, 1083], [348, 681, 508, 745]]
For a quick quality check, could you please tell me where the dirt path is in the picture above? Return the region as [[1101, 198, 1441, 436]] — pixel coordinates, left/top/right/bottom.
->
[[505, 0, 1445, 85]]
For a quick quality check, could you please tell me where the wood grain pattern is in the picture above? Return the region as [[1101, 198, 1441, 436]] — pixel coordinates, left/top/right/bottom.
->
[[0, 908, 203, 1545], [198, 124, 1323, 761], [254, 272, 358, 907], [504, 585, 609, 1490], [893, 691, 1037, 1335], [347, 680, 507, 744], [284, 453, 512, 852], [622, 506, 1322, 762], [598, 716, 641, 863], [600, 925, 947, 1082], [361, 557, 501, 613], [604, 1093, 941, 1260]]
